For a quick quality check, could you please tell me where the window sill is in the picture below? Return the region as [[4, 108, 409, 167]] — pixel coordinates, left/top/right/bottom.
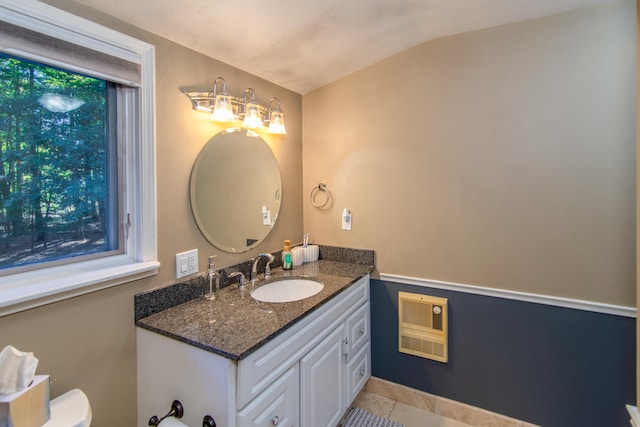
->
[[0, 255, 160, 317]]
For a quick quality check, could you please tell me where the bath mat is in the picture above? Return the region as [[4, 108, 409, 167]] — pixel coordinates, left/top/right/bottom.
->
[[341, 407, 406, 427]]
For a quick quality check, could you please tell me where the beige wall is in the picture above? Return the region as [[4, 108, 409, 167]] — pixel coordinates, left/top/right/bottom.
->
[[0, 1, 303, 425], [303, 0, 636, 306]]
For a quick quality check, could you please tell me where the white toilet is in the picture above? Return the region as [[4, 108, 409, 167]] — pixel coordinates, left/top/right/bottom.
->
[[42, 389, 92, 427]]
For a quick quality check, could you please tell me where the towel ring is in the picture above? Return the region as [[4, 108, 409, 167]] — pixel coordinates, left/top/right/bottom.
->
[[310, 183, 331, 208]]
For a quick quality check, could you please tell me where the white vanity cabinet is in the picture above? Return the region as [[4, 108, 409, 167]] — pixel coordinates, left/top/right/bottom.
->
[[137, 274, 370, 427]]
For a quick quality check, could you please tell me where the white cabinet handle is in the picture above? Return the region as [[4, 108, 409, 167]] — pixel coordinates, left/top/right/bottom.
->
[[271, 415, 279, 425], [359, 327, 365, 335], [343, 352, 349, 362], [360, 368, 366, 377], [343, 337, 349, 345]]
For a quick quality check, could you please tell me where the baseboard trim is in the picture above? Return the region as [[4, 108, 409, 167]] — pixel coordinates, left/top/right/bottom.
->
[[379, 273, 636, 318], [627, 404, 640, 426]]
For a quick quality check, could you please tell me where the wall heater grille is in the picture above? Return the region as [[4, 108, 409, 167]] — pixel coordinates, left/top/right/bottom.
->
[[398, 292, 448, 363]]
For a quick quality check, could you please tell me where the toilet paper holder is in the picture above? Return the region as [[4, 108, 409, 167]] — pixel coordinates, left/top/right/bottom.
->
[[148, 400, 183, 426], [148, 400, 216, 427]]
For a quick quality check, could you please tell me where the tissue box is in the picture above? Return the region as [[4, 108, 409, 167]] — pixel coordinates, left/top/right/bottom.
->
[[0, 375, 50, 427]]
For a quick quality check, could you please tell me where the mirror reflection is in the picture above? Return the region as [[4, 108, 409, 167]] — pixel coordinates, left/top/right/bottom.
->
[[190, 128, 281, 253]]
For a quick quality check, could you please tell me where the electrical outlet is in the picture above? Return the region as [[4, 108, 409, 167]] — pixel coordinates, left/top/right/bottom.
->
[[342, 208, 352, 231], [176, 249, 198, 279], [262, 206, 271, 226]]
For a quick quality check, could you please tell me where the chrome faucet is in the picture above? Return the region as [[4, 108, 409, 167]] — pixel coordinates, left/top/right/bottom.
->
[[227, 271, 247, 290], [251, 253, 275, 284]]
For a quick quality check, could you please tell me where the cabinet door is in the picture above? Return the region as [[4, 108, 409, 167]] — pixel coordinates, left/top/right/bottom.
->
[[300, 324, 346, 427]]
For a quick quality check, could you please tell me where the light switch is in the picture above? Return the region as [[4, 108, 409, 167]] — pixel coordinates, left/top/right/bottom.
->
[[176, 249, 198, 279]]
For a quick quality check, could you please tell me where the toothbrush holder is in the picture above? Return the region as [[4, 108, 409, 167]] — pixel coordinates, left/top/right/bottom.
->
[[303, 245, 319, 263], [291, 247, 305, 266]]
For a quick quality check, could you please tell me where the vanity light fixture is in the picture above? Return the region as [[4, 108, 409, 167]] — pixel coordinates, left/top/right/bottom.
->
[[242, 88, 263, 129], [267, 97, 286, 135], [183, 76, 286, 134], [210, 77, 234, 122]]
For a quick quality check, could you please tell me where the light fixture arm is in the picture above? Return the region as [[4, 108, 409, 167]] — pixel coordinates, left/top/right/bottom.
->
[[267, 97, 282, 115], [212, 76, 227, 97], [243, 88, 257, 104]]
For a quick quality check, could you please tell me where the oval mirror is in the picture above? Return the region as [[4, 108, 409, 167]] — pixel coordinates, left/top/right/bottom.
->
[[190, 128, 281, 252]]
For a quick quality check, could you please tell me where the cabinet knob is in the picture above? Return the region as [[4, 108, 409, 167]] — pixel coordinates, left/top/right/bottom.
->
[[359, 327, 365, 335], [271, 415, 279, 425], [203, 415, 216, 427], [360, 368, 366, 377], [344, 352, 349, 362], [343, 337, 349, 345]]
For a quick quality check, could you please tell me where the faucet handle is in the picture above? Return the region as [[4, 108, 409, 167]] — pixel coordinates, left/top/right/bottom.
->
[[264, 264, 271, 279], [238, 274, 247, 290]]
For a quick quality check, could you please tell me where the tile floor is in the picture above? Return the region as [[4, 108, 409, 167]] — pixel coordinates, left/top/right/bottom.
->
[[350, 377, 538, 427], [353, 390, 472, 427]]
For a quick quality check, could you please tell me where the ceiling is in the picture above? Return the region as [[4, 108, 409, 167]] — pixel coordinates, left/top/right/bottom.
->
[[73, 0, 616, 94]]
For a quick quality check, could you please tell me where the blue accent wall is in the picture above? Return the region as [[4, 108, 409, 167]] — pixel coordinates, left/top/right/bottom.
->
[[370, 279, 636, 427]]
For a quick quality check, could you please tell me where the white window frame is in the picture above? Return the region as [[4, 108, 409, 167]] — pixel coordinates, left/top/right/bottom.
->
[[0, 0, 158, 316]]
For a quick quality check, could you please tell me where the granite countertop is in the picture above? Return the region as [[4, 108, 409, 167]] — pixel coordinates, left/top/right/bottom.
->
[[136, 258, 373, 361]]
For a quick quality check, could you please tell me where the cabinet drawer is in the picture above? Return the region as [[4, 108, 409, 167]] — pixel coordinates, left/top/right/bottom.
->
[[346, 342, 370, 407], [345, 303, 369, 356], [237, 365, 299, 427]]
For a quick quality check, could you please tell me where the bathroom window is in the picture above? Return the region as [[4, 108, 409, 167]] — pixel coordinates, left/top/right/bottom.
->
[[0, 54, 120, 272], [0, 0, 158, 315]]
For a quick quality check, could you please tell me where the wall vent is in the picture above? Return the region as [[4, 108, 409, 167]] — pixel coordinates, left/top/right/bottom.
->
[[398, 292, 448, 363]]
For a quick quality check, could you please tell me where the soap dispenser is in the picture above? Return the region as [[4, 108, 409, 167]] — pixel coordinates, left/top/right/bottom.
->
[[282, 240, 292, 270], [203, 255, 219, 300]]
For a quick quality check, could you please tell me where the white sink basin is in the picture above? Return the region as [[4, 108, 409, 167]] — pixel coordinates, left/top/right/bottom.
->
[[251, 278, 324, 303]]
